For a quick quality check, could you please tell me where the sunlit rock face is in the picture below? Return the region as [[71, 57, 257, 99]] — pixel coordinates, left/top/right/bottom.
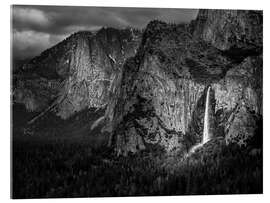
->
[[14, 28, 141, 119], [213, 56, 262, 114], [110, 10, 262, 155], [13, 9, 262, 154], [109, 21, 229, 155], [110, 54, 206, 155], [190, 9, 263, 148], [213, 55, 262, 146], [192, 9, 263, 51]]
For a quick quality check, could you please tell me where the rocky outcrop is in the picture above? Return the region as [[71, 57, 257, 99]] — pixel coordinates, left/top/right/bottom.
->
[[213, 55, 262, 146], [106, 21, 223, 155], [192, 9, 262, 52], [108, 10, 262, 155], [13, 28, 141, 119]]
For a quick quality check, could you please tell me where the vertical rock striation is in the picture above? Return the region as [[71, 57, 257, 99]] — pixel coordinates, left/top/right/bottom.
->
[[192, 9, 262, 51], [13, 28, 141, 119], [13, 9, 262, 154], [109, 9, 262, 155]]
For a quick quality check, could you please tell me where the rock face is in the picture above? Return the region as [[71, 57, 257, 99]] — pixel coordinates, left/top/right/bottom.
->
[[192, 9, 262, 51], [13, 28, 141, 119], [13, 9, 262, 155], [213, 55, 262, 146], [107, 10, 262, 155]]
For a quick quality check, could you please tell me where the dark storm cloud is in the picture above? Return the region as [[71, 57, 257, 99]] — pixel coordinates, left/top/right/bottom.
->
[[12, 5, 198, 60]]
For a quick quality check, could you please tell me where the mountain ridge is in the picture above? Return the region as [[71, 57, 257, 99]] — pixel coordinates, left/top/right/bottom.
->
[[13, 9, 263, 156], [103, 9, 262, 155], [13, 27, 142, 118]]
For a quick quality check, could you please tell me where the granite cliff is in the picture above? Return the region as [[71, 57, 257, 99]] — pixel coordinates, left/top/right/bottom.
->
[[105, 9, 262, 155], [13, 9, 262, 156], [13, 28, 141, 119]]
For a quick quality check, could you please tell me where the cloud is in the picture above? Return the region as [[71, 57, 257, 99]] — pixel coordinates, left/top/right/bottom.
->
[[12, 30, 67, 59], [12, 7, 51, 33], [12, 5, 198, 59]]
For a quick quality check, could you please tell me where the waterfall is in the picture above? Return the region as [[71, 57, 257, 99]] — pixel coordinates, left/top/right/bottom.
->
[[203, 86, 211, 144], [187, 86, 213, 156]]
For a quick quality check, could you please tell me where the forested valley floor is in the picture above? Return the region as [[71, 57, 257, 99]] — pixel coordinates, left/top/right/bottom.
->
[[12, 105, 262, 198]]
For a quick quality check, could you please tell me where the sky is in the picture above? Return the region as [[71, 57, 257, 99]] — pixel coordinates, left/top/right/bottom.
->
[[12, 5, 198, 60]]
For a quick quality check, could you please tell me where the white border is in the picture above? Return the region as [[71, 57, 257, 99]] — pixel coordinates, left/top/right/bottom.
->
[[1, 0, 269, 202]]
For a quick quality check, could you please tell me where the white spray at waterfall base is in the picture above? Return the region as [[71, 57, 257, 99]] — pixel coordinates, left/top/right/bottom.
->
[[91, 116, 105, 130]]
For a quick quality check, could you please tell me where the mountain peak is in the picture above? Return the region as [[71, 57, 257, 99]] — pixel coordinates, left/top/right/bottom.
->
[[192, 9, 263, 50], [14, 26, 142, 118]]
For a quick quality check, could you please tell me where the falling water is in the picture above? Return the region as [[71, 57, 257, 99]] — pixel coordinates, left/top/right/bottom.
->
[[203, 86, 211, 144], [187, 86, 212, 156]]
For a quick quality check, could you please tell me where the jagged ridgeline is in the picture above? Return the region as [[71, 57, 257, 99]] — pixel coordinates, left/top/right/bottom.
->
[[13, 28, 142, 118], [13, 9, 262, 156]]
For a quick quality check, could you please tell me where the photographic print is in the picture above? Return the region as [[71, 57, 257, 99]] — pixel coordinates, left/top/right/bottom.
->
[[11, 5, 263, 198]]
